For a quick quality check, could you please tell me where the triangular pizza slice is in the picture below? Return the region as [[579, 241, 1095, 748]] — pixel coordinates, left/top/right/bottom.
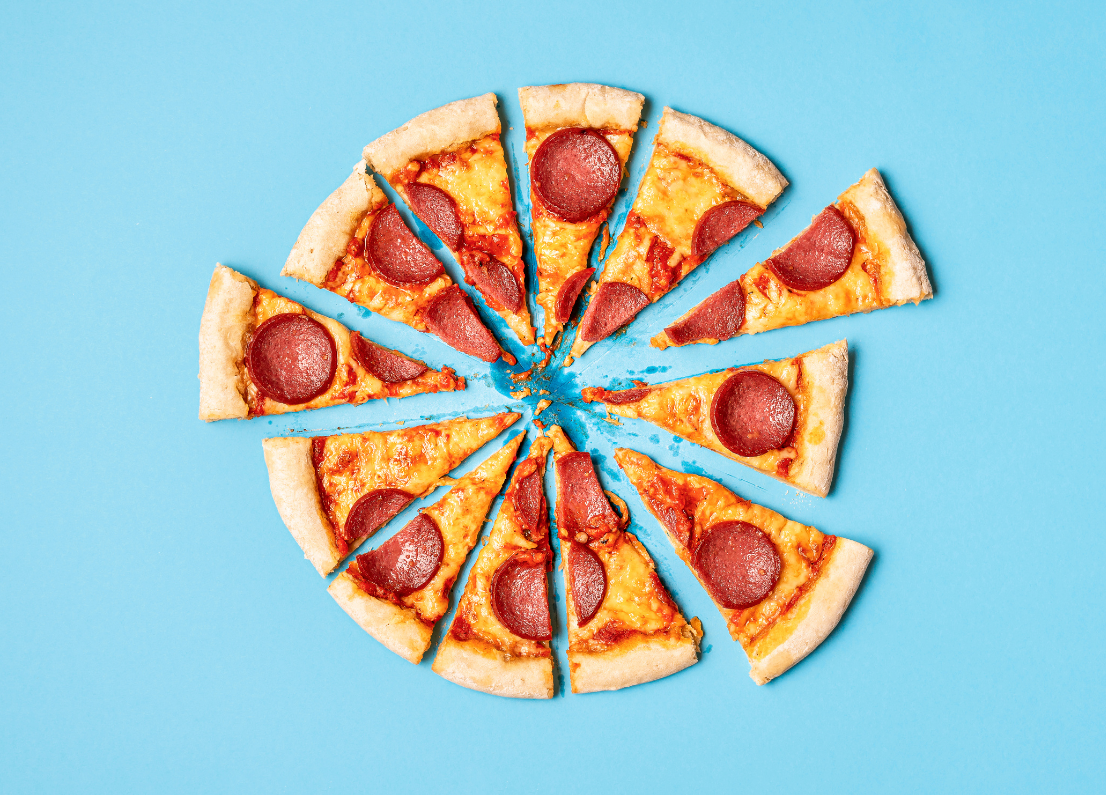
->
[[433, 435, 555, 698], [363, 94, 534, 346], [653, 168, 931, 349], [328, 433, 523, 664], [282, 161, 515, 364], [615, 449, 872, 685], [199, 264, 463, 421], [582, 340, 847, 498], [546, 425, 699, 693], [518, 83, 645, 350], [262, 411, 520, 576], [567, 108, 788, 365]]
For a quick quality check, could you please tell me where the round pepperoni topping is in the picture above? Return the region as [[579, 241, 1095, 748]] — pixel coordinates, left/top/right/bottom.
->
[[245, 313, 337, 405], [468, 253, 522, 313], [423, 286, 502, 363], [350, 332, 427, 383], [555, 452, 621, 540], [342, 488, 412, 545], [365, 203, 446, 287], [405, 183, 463, 250], [531, 128, 621, 223], [554, 267, 595, 323], [694, 521, 781, 609], [355, 513, 443, 596], [664, 280, 746, 346], [691, 201, 763, 260], [491, 551, 552, 641], [511, 467, 547, 538], [766, 205, 856, 292], [710, 371, 796, 458], [578, 281, 650, 343], [568, 542, 607, 626]]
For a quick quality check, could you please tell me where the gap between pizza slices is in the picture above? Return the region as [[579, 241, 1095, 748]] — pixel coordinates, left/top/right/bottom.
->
[[198, 264, 463, 421], [328, 434, 524, 664], [262, 412, 520, 576], [363, 94, 535, 347], [433, 434, 555, 698], [615, 449, 872, 685], [582, 340, 848, 498], [566, 107, 788, 365], [282, 161, 515, 365], [546, 425, 700, 693], [654, 168, 932, 349]]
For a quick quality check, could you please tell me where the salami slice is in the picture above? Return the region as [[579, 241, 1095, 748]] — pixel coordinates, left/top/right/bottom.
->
[[766, 205, 855, 292], [350, 332, 428, 383], [342, 488, 412, 546], [664, 280, 746, 345], [467, 252, 522, 313], [246, 313, 337, 405], [405, 183, 463, 250], [365, 203, 446, 287], [594, 387, 650, 405], [710, 370, 796, 458], [511, 466, 547, 538], [491, 551, 552, 641], [531, 128, 622, 223], [578, 281, 650, 343], [554, 267, 595, 323], [691, 200, 763, 260], [555, 452, 620, 540], [568, 542, 606, 626], [354, 513, 443, 597], [424, 285, 502, 363], [693, 520, 781, 609]]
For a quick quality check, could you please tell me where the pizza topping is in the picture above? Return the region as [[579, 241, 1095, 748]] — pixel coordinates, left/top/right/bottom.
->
[[664, 280, 745, 345], [554, 267, 595, 323], [349, 332, 428, 383], [568, 541, 607, 626], [531, 128, 622, 223], [556, 452, 622, 540], [710, 370, 796, 458], [245, 313, 337, 404], [691, 201, 763, 260], [467, 251, 523, 313], [694, 520, 781, 609], [589, 387, 651, 405], [491, 551, 552, 641], [365, 203, 446, 287], [354, 513, 444, 597], [404, 182, 464, 250], [423, 285, 503, 363], [578, 281, 650, 343], [766, 205, 855, 291], [511, 465, 547, 540], [342, 488, 412, 548]]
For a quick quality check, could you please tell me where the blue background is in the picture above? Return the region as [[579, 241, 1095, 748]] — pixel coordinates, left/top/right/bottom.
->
[[3, 1, 1104, 792]]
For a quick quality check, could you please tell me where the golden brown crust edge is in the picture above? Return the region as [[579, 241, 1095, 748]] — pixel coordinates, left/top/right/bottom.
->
[[568, 630, 699, 694], [198, 264, 256, 421], [432, 636, 554, 699], [328, 572, 433, 664], [791, 339, 849, 498], [261, 436, 340, 576], [518, 83, 644, 130]]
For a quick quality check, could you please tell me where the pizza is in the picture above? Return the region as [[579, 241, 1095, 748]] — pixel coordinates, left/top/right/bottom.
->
[[568, 108, 788, 364], [547, 425, 700, 693], [282, 161, 515, 364], [518, 83, 645, 350], [653, 168, 931, 349], [328, 434, 523, 664], [198, 263, 463, 421], [582, 340, 847, 498], [433, 435, 555, 698], [262, 412, 520, 576], [363, 94, 534, 347], [615, 448, 872, 684]]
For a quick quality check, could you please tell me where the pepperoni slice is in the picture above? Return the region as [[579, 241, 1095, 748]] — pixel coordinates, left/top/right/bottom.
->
[[555, 452, 620, 540], [491, 551, 552, 641], [554, 267, 595, 323], [595, 387, 650, 405], [467, 252, 522, 313], [365, 203, 446, 287], [578, 281, 650, 343], [766, 205, 856, 292], [694, 521, 781, 609], [511, 467, 547, 538], [691, 201, 763, 260], [246, 313, 337, 404], [342, 488, 412, 545], [354, 513, 443, 596], [568, 542, 606, 626], [350, 332, 427, 383], [423, 285, 502, 363], [664, 280, 746, 346], [710, 370, 796, 458], [405, 183, 463, 250], [531, 128, 621, 223]]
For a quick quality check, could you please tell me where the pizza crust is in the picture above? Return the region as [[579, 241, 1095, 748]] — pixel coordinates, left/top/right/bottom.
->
[[261, 436, 341, 576], [432, 635, 554, 699], [748, 537, 872, 685], [657, 107, 788, 208], [328, 571, 433, 664], [518, 83, 644, 131], [568, 630, 699, 694], [363, 94, 501, 178], [198, 264, 256, 421], [791, 339, 849, 498]]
